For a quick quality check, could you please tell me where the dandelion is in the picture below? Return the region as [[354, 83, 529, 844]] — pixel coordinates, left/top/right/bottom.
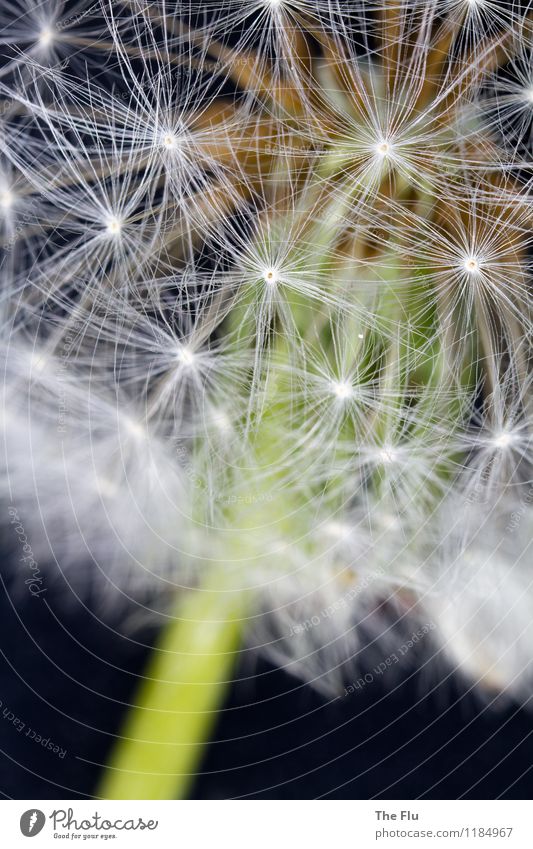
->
[[0, 0, 533, 800]]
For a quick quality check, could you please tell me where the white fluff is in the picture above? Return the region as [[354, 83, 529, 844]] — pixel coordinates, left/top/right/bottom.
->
[[1, 0, 533, 700]]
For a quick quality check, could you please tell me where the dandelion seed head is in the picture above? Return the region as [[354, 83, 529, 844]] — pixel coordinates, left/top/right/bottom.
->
[[29, 353, 47, 374], [105, 217, 122, 236], [162, 133, 177, 148], [96, 476, 118, 499], [491, 430, 516, 449], [123, 417, 147, 442], [160, 129, 183, 152], [210, 409, 232, 433], [331, 379, 352, 400], [175, 345, 195, 367], [38, 27, 55, 49], [375, 140, 392, 158], [463, 255, 481, 274], [263, 267, 279, 285], [4, 0, 533, 702], [381, 513, 401, 532], [378, 446, 400, 465]]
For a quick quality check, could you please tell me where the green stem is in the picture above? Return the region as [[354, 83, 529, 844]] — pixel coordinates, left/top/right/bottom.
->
[[98, 576, 247, 800]]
